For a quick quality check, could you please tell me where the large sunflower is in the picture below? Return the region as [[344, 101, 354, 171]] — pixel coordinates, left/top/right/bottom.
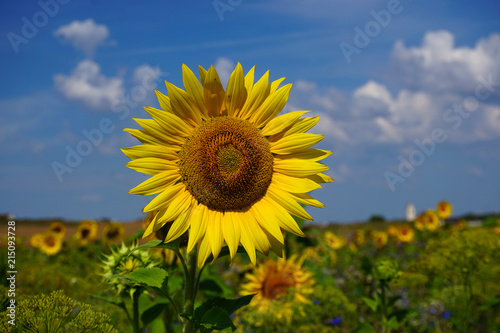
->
[[123, 63, 332, 267]]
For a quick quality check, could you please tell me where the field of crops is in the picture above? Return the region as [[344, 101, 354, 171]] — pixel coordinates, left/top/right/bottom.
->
[[1, 205, 499, 333]]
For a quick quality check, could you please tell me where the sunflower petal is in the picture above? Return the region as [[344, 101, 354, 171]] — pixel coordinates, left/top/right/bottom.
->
[[307, 173, 334, 183], [225, 62, 247, 117], [143, 183, 184, 212], [222, 211, 241, 260], [251, 198, 285, 244], [261, 110, 311, 136], [274, 158, 329, 177], [124, 128, 164, 145], [271, 172, 321, 193], [206, 210, 224, 262], [197, 236, 211, 268], [182, 64, 208, 119], [126, 157, 178, 175], [240, 70, 270, 120], [129, 171, 180, 195], [165, 82, 201, 126], [251, 83, 292, 128], [144, 106, 193, 136], [164, 204, 193, 243], [133, 118, 184, 145], [121, 144, 178, 160], [264, 197, 306, 237], [187, 203, 207, 253], [270, 133, 324, 154], [278, 149, 332, 162], [267, 184, 313, 221], [158, 187, 193, 226], [154, 90, 173, 112], [204, 65, 225, 117], [289, 192, 325, 208]]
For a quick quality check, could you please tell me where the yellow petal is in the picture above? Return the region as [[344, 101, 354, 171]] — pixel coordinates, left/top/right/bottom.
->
[[271, 172, 321, 193], [264, 197, 306, 237], [267, 184, 313, 221], [206, 209, 224, 261], [198, 65, 208, 88], [129, 171, 180, 195], [133, 118, 184, 145], [251, 198, 285, 244], [222, 211, 241, 260], [158, 187, 193, 227], [270, 116, 319, 141], [251, 83, 292, 128], [165, 82, 201, 126], [270, 133, 324, 154], [278, 149, 332, 162], [126, 157, 178, 175], [143, 210, 165, 238], [144, 106, 193, 137], [187, 203, 207, 253], [203, 65, 225, 117], [238, 213, 256, 264], [197, 236, 211, 268], [240, 70, 270, 120], [165, 203, 193, 243], [121, 144, 178, 161], [270, 77, 286, 93], [274, 158, 329, 177], [124, 128, 164, 145], [307, 173, 334, 183], [143, 183, 184, 212], [225, 62, 247, 116], [244, 212, 271, 255], [154, 90, 173, 112], [289, 192, 325, 208], [243, 65, 255, 95], [182, 64, 208, 119], [261, 110, 311, 136]]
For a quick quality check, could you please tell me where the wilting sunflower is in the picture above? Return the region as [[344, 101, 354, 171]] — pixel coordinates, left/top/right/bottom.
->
[[397, 225, 415, 243], [324, 231, 346, 250], [40, 232, 62, 256], [48, 221, 66, 240], [76, 220, 99, 246], [240, 254, 315, 306], [102, 222, 125, 244], [436, 201, 452, 219], [123, 63, 332, 267]]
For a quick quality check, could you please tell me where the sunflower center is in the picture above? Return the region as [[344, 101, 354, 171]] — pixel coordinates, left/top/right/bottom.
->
[[263, 271, 294, 300], [81, 228, 90, 239], [45, 235, 56, 247], [179, 116, 273, 211]]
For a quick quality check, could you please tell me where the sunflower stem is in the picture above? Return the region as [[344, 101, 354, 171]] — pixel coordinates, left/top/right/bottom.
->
[[132, 290, 140, 333], [183, 250, 198, 333]]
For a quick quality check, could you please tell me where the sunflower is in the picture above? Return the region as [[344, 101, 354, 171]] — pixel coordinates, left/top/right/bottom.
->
[[76, 220, 98, 246], [353, 229, 366, 245], [324, 231, 346, 250], [386, 225, 399, 238], [48, 221, 66, 240], [372, 231, 388, 248], [123, 63, 332, 267], [416, 210, 440, 231], [436, 201, 452, 219], [240, 254, 315, 306], [102, 222, 125, 244], [397, 225, 415, 243], [39, 232, 62, 256], [30, 233, 44, 248]]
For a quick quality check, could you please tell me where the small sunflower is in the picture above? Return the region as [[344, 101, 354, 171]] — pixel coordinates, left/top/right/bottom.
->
[[30, 233, 44, 248], [76, 220, 98, 246], [40, 232, 62, 256], [397, 225, 415, 243], [372, 231, 388, 248], [47, 221, 66, 240], [123, 63, 332, 267], [102, 222, 125, 244], [240, 254, 315, 306], [436, 201, 452, 219], [353, 229, 366, 246], [324, 231, 346, 250], [386, 225, 399, 238]]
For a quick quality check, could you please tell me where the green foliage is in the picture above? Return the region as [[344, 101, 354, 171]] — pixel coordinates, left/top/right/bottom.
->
[[0, 290, 117, 333]]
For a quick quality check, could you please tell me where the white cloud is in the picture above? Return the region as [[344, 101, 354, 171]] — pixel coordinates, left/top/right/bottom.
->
[[133, 64, 163, 86], [54, 19, 110, 57], [214, 57, 235, 87], [392, 30, 500, 94], [54, 60, 124, 111]]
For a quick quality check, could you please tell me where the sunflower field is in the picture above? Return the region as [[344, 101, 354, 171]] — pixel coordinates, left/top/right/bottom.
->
[[1, 64, 500, 333]]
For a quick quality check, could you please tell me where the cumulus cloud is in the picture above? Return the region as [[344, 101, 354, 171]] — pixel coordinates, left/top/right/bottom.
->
[[133, 64, 163, 86], [391, 30, 500, 95], [54, 19, 110, 57], [54, 60, 124, 111], [214, 57, 235, 87]]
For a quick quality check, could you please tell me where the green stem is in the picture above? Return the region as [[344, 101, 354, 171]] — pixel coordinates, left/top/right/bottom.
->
[[132, 290, 140, 333], [183, 250, 198, 333]]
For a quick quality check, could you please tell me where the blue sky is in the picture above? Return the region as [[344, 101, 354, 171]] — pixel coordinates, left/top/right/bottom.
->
[[1, 0, 499, 224]]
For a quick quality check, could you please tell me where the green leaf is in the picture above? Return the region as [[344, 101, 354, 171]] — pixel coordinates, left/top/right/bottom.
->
[[141, 301, 170, 327], [362, 296, 379, 312], [382, 316, 400, 329], [388, 309, 412, 324], [351, 323, 376, 333], [199, 279, 223, 294], [193, 295, 255, 331], [118, 267, 168, 289], [129, 238, 181, 256], [199, 306, 235, 331]]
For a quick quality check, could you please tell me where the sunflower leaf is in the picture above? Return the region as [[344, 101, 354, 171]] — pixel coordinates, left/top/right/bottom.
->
[[128, 238, 181, 257], [193, 295, 255, 331], [199, 306, 235, 332], [114, 267, 168, 290]]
